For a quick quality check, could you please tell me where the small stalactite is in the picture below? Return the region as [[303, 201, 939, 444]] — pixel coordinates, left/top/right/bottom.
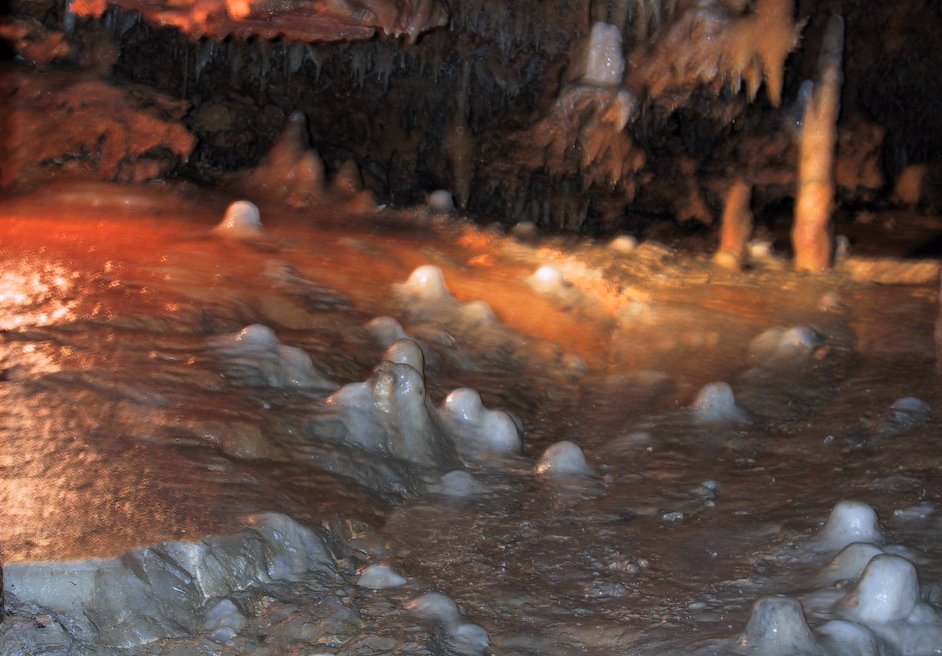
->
[[792, 14, 843, 273]]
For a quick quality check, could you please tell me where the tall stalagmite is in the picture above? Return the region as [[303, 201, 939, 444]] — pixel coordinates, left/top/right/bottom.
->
[[792, 14, 844, 272], [714, 179, 753, 270]]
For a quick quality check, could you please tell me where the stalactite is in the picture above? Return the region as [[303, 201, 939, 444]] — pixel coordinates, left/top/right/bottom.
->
[[374, 44, 396, 92], [286, 42, 304, 75], [112, 8, 139, 38], [194, 38, 217, 84], [181, 40, 190, 96], [610, 0, 631, 35], [304, 45, 323, 81], [792, 14, 843, 273], [632, 0, 651, 46], [62, 0, 76, 35], [102, 5, 117, 31], [631, 0, 802, 111]]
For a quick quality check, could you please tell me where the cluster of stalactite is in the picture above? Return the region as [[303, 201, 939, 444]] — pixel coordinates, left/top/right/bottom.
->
[[2, 0, 940, 231]]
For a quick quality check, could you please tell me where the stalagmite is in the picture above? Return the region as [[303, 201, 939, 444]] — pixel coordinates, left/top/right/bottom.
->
[[713, 180, 753, 270], [792, 15, 844, 273], [446, 62, 475, 210], [332, 160, 364, 197], [214, 200, 263, 238], [740, 596, 818, 656], [936, 270, 942, 374], [247, 111, 325, 207]]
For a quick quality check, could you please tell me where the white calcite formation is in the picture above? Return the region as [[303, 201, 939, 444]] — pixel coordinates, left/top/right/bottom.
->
[[887, 396, 932, 428], [535, 440, 594, 476], [213, 200, 263, 239], [740, 596, 819, 656], [609, 234, 638, 254], [357, 564, 407, 589], [3, 513, 339, 648], [691, 382, 751, 423], [733, 501, 942, 655], [576, 22, 625, 87], [208, 323, 337, 391], [748, 239, 777, 262], [749, 325, 825, 362], [439, 470, 481, 497], [527, 265, 568, 295], [815, 619, 885, 656], [459, 300, 497, 326], [395, 265, 502, 335], [383, 338, 426, 373], [202, 598, 246, 644], [405, 593, 489, 655], [324, 338, 459, 470], [324, 328, 522, 475], [365, 316, 409, 346], [427, 189, 455, 214], [818, 542, 887, 584], [835, 554, 942, 653], [813, 500, 884, 552], [841, 554, 920, 624], [393, 265, 583, 381], [511, 221, 538, 240], [439, 387, 522, 455], [405, 592, 461, 624], [398, 264, 453, 302]]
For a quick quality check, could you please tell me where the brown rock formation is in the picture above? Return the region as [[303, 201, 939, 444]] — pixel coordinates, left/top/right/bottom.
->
[[71, 0, 448, 43], [0, 67, 195, 187]]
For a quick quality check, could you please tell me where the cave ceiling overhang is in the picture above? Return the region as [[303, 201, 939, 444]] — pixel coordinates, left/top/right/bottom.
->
[[71, 0, 448, 43]]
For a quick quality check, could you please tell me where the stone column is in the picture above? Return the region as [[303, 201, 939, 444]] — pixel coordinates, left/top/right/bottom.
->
[[714, 179, 753, 270], [792, 14, 844, 272]]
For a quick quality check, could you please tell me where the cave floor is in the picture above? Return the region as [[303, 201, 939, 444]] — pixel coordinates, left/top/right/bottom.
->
[[1, 181, 941, 655]]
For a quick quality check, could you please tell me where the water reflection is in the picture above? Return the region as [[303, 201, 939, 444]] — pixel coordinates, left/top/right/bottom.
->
[[0, 261, 77, 330]]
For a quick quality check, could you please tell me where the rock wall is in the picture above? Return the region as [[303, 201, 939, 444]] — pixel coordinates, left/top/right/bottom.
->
[[1, 0, 940, 229]]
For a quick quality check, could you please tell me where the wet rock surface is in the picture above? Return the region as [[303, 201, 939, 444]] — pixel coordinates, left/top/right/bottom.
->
[[0, 186, 940, 654]]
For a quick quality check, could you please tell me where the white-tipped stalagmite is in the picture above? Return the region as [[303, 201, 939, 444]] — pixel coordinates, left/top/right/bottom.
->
[[214, 200, 263, 238], [814, 500, 883, 551], [714, 179, 753, 270], [792, 14, 844, 272]]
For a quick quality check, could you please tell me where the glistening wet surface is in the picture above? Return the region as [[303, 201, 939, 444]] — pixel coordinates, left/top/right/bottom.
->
[[1, 182, 941, 655]]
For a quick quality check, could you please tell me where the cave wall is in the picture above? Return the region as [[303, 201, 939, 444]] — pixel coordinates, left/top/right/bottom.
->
[[2, 0, 940, 231]]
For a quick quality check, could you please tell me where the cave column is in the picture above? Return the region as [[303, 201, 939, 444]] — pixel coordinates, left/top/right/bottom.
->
[[792, 14, 844, 273], [714, 179, 753, 270]]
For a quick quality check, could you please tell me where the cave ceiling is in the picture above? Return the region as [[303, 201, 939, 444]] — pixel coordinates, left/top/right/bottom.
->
[[71, 0, 449, 43], [2, 0, 941, 230]]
